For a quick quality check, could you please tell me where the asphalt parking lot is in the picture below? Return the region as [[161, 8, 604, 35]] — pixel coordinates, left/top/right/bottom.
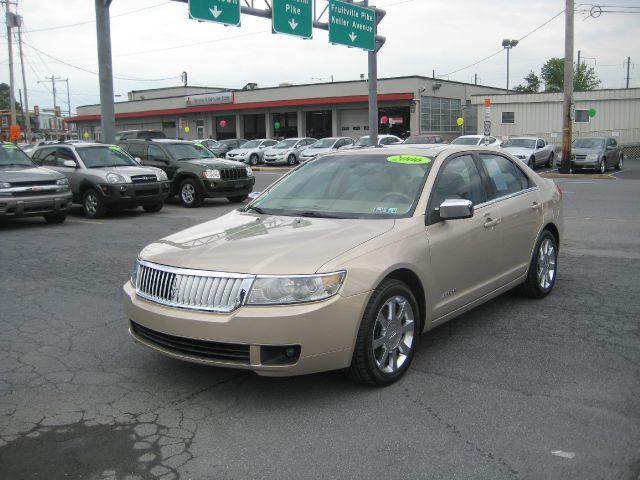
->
[[1, 162, 639, 480]]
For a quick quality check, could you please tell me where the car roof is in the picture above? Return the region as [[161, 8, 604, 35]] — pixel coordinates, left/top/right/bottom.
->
[[509, 137, 537, 140]]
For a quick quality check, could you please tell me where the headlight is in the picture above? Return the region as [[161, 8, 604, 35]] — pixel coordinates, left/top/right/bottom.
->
[[106, 172, 126, 184], [201, 169, 221, 179], [131, 259, 140, 286], [157, 170, 168, 181], [56, 178, 69, 185], [246, 166, 253, 177], [246, 272, 345, 305], [586, 153, 599, 161], [516, 155, 526, 159], [0, 182, 11, 189]]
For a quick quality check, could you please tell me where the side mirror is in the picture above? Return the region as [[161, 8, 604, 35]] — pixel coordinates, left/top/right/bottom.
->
[[62, 160, 77, 168], [438, 199, 474, 220]]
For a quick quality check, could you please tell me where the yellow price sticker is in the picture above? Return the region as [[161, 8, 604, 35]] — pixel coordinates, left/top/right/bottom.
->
[[387, 155, 431, 165], [109, 146, 122, 151]]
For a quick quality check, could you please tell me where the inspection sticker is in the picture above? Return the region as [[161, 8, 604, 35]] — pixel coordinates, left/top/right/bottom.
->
[[373, 207, 399, 214], [387, 155, 431, 164]]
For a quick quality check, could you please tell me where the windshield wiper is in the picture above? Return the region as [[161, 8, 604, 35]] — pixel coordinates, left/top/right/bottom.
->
[[245, 205, 265, 214], [297, 211, 347, 219]]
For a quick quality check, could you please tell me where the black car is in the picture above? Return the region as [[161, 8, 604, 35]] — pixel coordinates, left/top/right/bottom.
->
[[116, 130, 167, 141], [118, 139, 255, 208]]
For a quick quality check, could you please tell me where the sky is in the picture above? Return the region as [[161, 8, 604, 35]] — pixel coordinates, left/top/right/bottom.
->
[[2, 0, 639, 115]]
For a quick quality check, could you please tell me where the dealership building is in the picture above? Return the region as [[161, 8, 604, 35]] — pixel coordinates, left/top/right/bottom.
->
[[66, 76, 504, 142]]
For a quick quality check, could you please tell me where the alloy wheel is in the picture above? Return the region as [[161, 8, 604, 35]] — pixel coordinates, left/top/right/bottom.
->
[[85, 192, 97, 216], [372, 296, 415, 374], [181, 184, 195, 204], [536, 237, 556, 290]]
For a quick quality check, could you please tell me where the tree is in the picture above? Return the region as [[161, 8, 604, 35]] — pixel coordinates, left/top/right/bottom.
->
[[513, 71, 541, 93], [541, 57, 601, 92], [0, 83, 21, 111]]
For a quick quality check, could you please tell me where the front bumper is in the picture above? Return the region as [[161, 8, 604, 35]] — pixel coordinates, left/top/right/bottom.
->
[[263, 154, 287, 164], [98, 181, 170, 207], [0, 190, 72, 218], [123, 281, 368, 376], [225, 154, 248, 163], [202, 176, 255, 198]]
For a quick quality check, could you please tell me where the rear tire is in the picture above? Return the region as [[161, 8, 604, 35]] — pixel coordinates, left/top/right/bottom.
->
[[518, 230, 558, 298], [615, 154, 623, 171], [83, 189, 106, 219], [143, 202, 163, 213], [346, 279, 419, 387], [43, 212, 67, 224], [179, 179, 203, 208]]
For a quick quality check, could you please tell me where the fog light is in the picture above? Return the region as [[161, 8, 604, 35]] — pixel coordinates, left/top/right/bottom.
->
[[120, 185, 127, 191], [100, 185, 108, 193], [284, 347, 296, 358]]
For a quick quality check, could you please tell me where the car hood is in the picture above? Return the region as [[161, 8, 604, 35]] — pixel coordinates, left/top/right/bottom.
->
[[571, 147, 603, 155], [139, 210, 395, 275], [301, 147, 333, 156], [96, 165, 163, 179], [502, 146, 534, 156], [0, 165, 64, 182], [184, 158, 246, 169]]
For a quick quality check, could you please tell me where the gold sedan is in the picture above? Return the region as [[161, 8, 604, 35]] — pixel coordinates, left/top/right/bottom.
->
[[123, 145, 562, 386]]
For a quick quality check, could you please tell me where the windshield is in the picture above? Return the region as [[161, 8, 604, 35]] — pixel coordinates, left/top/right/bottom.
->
[[248, 153, 433, 219], [241, 140, 262, 149], [451, 137, 479, 145], [0, 144, 35, 167], [573, 138, 605, 149], [354, 137, 371, 147], [403, 136, 433, 144], [77, 146, 138, 168], [309, 139, 337, 149], [273, 139, 298, 149], [503, 138, 536, 149], [204, 140, 221, 147], [166, 143, 215, 160]]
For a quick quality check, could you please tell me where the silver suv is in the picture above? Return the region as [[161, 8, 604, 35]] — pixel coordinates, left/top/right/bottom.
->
[[30, 143, 171, 219]]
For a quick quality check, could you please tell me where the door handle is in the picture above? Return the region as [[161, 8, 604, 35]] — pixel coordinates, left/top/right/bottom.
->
[[484, 217, 500, 228], [531, 202, 542, 211]]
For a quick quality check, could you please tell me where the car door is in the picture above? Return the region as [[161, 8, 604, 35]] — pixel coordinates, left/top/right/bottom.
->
[[55, 147, 83, 193], [145, 144, 177, 179], [425, 153, 502, 320], [476, 152, 543, 282], [605, 138, 617, 166]]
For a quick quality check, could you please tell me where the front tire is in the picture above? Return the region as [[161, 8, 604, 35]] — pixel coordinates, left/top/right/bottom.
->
[[599, 158, 606, 174], [179, 179, 203, 208], [249, 154, 259, 166], [528, 156, 535, 169], [43, 212, 67, 224], [615, 154, 623, 171], [347, 279, 419, 386], [83, 189, 106, 219], [287, 154, 297, 166], [519, 230, 558, 298], [143, 202, 163, 213], [546, 152, 554, 168]]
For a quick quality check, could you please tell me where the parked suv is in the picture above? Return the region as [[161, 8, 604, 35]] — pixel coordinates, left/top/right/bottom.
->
[[199, 138, 247, 157], [30, 143, 170, 219], [116, 130, 167, 141], [118, 139, 255, 207], [0, 142, 72, 223]]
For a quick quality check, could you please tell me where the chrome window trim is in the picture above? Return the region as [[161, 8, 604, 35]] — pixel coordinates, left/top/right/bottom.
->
[[137, 259, 254, 280], [475, 187, 539, 209]]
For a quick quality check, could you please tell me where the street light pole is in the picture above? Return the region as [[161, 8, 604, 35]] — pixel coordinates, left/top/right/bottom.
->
[[502, 39, 519, 93]]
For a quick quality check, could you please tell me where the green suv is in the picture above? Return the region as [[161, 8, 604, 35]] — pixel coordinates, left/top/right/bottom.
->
[[119, 139, 255, 208]]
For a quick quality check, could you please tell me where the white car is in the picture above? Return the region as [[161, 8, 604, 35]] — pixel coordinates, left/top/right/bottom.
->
[[299, 137, 355, 162], [501, 137, 556, 169], [225, 139, 279, 165], [344, 134, 402, 149], [450, 135, 501, 147], [263, 137, 317, 165]]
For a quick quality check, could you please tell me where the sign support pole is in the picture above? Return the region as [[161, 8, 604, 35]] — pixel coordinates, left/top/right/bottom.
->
[[363, 0, 378, 147]]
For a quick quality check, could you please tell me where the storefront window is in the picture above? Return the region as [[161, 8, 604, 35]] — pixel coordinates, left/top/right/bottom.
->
[[420, 96, 461, 133]]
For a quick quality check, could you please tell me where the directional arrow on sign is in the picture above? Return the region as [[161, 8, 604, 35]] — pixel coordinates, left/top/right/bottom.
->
[[349, 32, 357, 42], [272, 0, 312, 39], [209, 6, 222, 18], [288, 19, 298, 30]]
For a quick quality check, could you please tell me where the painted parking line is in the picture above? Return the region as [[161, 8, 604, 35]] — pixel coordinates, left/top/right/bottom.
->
[[66, 219, 104, 225]]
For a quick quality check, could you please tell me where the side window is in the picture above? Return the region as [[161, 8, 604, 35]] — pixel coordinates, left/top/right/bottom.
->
[[147, 144, 168, 162], [57, 148, 76, 166], [611, 139, 617, 147], [40, 148, 58, 167], [428, 154, 486, 224], [479, 154, 531, 199], [127, 143, 146, 159]]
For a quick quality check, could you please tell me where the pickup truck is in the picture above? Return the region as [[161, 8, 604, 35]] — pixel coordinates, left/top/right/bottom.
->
[[501, 137, 556, 169]]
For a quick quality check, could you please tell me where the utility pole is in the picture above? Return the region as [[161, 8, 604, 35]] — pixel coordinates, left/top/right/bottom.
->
[[16, 19, 32, 141], [62, 79, 71, 116], [624, 56, 631, 88], [95, 0, 116, 143], [4, 2, 18, 128], [560, 0, 574, 174], [44, 75, 62, 110], [576, 50, 581, 77]]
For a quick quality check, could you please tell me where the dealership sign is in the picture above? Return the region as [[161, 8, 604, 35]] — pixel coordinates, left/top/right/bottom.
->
[[185, 92, 234, 106]]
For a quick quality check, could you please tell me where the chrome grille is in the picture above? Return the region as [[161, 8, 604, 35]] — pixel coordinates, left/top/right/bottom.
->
[[135, 260, 254, 313], [131, 174, 158, 184]]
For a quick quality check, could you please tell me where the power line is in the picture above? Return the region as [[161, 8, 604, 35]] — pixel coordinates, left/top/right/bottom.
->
[[23, 1, 171, 33]]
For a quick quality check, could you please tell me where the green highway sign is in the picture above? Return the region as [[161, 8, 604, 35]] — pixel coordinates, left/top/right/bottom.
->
[[272, 0, 313, 39], [189, 0, 241, 27], [328, 0, 376, 51]]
